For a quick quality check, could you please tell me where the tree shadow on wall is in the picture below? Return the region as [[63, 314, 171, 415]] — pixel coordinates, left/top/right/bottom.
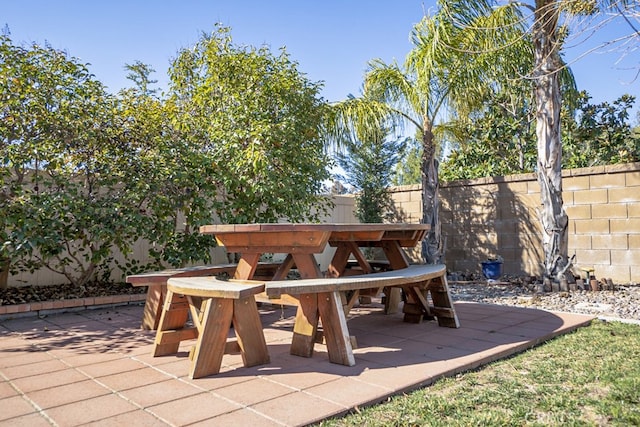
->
[[439, 176, 543, 278]]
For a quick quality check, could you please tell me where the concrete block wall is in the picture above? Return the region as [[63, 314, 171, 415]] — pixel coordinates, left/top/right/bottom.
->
[[390, 162, 640, 283], [6, 163, 639, 287]]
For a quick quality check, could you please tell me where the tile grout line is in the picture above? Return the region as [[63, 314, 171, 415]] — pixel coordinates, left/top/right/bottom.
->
[[1, 353, 60, 426]]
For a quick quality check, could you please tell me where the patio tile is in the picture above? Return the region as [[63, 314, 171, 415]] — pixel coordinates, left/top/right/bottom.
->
[[0, 300, 595, 426], [27, 379, 111, 409], [43, 394, 140, 425], [0, 349, 54, 368], [305, 376, 389, 408], [58, 351, 127, 367], [214, 377, 296, 406], [190, 407, 282, 426], [11, 368, 89, 393], [78, 357, 148, 378], [146, 392, 242, 425], [81, 409, 168, 426], [0, 380, 19, 399], [250, 390, 346, 426], [1, 412, 53, 427], [120, 379, 202, 408], [98, 367, 172, 391], [0, 395, 37, 421], [1, 358, 70, 379], [260, 366, 343, 390]]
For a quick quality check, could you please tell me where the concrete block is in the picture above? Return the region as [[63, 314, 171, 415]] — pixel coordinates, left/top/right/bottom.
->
[[629, 235, 640, 249], [573, 189, 608, 205], [610, 219, 640, 234], [565, 205, 591, 220], [569, 234, 592, 250], [608, 187, 640, 203], [610, 249, 640, 266], [592, 203, 628, 219], [631, 265, 640, 283], [629, 203, 640, 218], [562, 191, 574, 205], [573, 249, 611, 265], [574, 219, 610, 234], [498, 180, 529, 194], [589, 173, 626, 189], [626, 170, 640, 187], [527, 181, 541, 194], [564, 175, 590, 191], [593, 265, 631, 284], [515, 193, 541, 209], [591, 235, 628, 250]]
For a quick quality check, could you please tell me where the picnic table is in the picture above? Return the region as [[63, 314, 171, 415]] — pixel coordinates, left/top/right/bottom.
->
[[200, 222, 429, 280], [151, 222, 458, 375]]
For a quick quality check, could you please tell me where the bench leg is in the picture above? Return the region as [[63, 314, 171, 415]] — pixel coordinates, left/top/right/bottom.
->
[[142, 284, 164, 330], [152, 290, 193, 356], [190, 297, 234, 379], [290, 294, 320, 358], [318, 291, 355, 366], [402, 284, 433, 323], [427, 275, 460, 328], [233, 296, 270, 368]]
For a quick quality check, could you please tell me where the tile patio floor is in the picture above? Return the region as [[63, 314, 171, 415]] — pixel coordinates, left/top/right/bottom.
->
[[0, 300, 593, 426]]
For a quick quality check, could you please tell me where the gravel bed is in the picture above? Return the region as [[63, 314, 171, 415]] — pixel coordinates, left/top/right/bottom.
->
[[449, 280, 640, 322]]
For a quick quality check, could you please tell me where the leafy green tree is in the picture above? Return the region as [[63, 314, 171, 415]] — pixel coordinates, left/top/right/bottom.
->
[[0, 34, 145, 287], [167, 26, 332, 226], [336, 126, 405, 223], [392, 138, 422, 186], [563, 93, 640, 168]]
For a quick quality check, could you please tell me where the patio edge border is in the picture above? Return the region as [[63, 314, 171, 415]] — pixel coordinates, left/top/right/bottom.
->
[[0, 293, 146, 321]]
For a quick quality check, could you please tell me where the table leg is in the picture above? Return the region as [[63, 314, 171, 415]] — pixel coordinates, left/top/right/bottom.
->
[[234, 253, 262, 279], [381, 240, 410, 314], [327, 245, 352, 277], [381, 240, 410, 270], [292, 253, 322, 279], [272, 254, 295, 280]]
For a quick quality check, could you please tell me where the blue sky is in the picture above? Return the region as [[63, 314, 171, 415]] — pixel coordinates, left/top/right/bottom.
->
[[3, 1, 639, 120]]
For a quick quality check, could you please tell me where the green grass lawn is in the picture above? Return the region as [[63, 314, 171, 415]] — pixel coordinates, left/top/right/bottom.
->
[[318, 320, 640, 426]]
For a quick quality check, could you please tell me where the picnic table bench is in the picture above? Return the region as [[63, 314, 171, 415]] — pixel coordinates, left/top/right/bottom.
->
[[266, 263, 459, 366], [152, 263, 459, 376], [127, 262, 281, 330]]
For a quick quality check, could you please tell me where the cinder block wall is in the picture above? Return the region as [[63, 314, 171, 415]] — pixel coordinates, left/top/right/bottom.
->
[[6, 163, 639, 287], [389, 162, 640, 283]]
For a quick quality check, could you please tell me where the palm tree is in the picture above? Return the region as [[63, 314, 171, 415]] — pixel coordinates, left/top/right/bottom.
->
[[328, 4, 528, 264], [446, 0, 637, 283]]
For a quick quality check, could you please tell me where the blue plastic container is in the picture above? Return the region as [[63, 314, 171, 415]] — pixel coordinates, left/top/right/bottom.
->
[[481, 261, 503, 280]]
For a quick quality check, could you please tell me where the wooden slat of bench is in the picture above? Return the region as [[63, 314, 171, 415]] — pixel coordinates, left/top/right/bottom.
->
[[127, 264, 239, 285], [126, 262, 281, 286], [167, 278, 265, 299], [265, 264, 446, 297], [270, 264, 458, 366]]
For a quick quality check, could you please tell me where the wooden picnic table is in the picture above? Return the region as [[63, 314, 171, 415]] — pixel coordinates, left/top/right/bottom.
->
[[199, 222, 429, 281], [199, 223, 447, 366]]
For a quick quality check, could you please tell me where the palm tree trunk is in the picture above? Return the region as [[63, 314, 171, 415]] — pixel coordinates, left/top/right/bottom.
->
[[533, 0, 571, 283], [421, 125, 442, 264]]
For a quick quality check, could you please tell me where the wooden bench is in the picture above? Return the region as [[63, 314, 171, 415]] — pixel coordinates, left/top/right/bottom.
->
[[152, 277, 269, 379], [127, 262, 280, 330], [265, 264, 459, 366]]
